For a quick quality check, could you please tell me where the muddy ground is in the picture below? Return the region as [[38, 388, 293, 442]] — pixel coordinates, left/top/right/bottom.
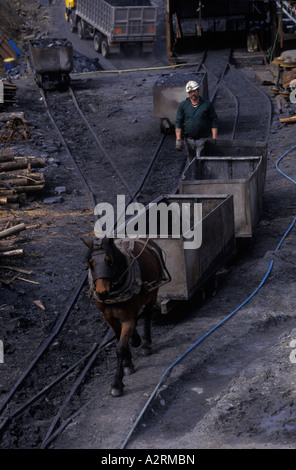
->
[[1, 0, 296, 453]]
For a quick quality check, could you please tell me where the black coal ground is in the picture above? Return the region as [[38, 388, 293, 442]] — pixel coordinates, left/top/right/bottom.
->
[[1, 70, 296, 450], [1, 0, 296, 451]]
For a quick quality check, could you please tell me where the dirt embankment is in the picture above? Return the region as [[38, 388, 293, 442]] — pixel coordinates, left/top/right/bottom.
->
[[0, 0, 51, 75], [0, 0, 23, 40]]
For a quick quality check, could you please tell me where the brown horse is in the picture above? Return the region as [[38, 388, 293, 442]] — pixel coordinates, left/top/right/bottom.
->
[[83, 237, 170, 397]]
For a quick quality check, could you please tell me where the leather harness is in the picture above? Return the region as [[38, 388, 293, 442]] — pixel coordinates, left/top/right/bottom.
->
[[88, 238, 171, 305]]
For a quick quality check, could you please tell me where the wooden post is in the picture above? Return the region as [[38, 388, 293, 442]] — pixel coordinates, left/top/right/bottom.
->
[[280, 0, 283, 49]]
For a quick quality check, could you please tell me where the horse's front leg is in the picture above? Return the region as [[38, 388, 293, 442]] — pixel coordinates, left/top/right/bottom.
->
[[101, 309, 126, 396], [111, 320, 135, 397]]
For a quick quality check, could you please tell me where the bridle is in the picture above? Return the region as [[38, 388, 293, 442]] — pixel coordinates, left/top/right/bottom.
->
[[88, 240, 114, 283], [88, 239, 142, 304], [87, 238, 171, 305]]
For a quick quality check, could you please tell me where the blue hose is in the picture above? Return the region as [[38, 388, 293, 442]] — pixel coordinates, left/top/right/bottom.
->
[[121, 144, 296, 449]]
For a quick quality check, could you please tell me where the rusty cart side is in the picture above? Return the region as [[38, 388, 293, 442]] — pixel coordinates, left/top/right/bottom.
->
[[28, 38, 73, 89], [198, 138, 268, 184], [180, 155, 265, 238], [118, 193, 235, 314]]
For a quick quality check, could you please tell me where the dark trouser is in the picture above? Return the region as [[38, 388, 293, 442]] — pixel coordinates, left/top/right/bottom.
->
[[184, 138, 205, 163]]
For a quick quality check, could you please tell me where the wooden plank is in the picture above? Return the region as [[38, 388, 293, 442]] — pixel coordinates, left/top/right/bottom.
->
[[0, 157, 46, 172], [283, 69, 296, 88], [280, 116, 296, 123], [0, 223, 26, 239], [273, 58, 296, 67], [255, 70, 274, 85]]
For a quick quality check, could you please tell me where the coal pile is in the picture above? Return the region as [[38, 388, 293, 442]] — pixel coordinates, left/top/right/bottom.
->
[[72, 51, 102, 74], [29, 38, 72, 49], [154, 72, 206, 87]]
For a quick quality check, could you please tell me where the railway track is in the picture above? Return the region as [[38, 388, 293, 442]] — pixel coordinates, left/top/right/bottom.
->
[[0, 69, 181, 449], [199, 48, 272, 140], [0, 47, 273, 448]]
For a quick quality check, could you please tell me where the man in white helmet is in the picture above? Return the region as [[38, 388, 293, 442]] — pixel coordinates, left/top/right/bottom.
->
[[175, 80, 218, 161]]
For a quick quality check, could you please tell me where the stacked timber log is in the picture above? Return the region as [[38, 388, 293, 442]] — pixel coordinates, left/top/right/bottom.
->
[[0, 80, 18, 105], [0, 112, 32, 142], [0, 196, 44, 287], [0, 219, 38, 288], [0, 148, 46, 209], [0, 221, 26, 260]]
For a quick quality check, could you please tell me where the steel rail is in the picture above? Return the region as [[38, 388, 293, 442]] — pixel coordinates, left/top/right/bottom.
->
[[36, 89, 169, 447], [119, 48, 273, 450], [0, 269, 87, 420], [39, 87, 96, 209], [33, 50, 250, 448], [200, 48, 239, 139], [206, 70, 239, 140], [56, 50, 271, 451], [0, 342, 98, 435], [5, 47, 240, 450], [40, 328, 116, 449], [208, 48, 233, 101], [1, 51, 272, 448], [0, 74, 171, 448], [229, 65, 272, 142], [198, 48, 271, 142], [68, 86, 136, 201]]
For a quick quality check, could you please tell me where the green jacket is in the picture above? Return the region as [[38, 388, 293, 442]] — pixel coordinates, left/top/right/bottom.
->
[[175, 97, 218, 139]]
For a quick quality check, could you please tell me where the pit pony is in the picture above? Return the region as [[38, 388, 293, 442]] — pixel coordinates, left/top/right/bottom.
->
[[83, 237, 170, 397]]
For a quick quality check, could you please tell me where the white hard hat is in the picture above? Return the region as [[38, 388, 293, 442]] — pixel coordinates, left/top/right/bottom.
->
[[186, 80, 200, 93]]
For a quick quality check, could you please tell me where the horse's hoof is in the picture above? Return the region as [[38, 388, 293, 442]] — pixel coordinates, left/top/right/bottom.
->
[[111, 387, 123, 397], [124, 366, 135, 376]]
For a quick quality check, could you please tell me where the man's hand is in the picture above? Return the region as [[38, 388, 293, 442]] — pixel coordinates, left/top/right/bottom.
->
[[176, 140, 183, 151]]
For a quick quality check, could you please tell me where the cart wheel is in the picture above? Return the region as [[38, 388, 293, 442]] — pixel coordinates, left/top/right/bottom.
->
[[160, 119, 168, 134], [35, 73, 43, 87], [101, 40, 109, 58], [78, 21, 84, 39], [89, 27, 95, 38], [160, 118, 173, 135], [94, 33, 101, 53]]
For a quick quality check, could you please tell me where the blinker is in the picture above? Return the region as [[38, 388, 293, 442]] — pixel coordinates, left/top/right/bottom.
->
[[91, 250, 113, 281]]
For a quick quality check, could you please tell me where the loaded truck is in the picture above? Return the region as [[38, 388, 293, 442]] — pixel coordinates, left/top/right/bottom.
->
[[65, 0, 157, 57]]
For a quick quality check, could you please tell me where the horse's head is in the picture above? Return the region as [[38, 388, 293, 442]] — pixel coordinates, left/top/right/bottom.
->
[[83, 237, 127, 302]]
